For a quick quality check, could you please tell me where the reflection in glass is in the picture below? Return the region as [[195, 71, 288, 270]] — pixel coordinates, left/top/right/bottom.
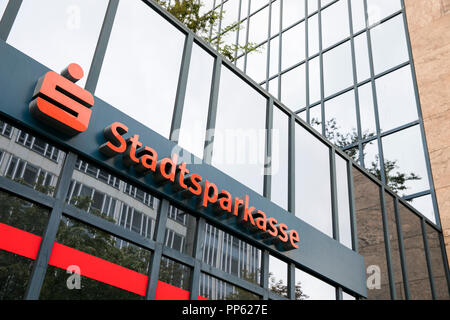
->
[[282, 0, 305, 29], [308, 14, 319, 56], [324, 90, 357, 148], [321, 0, 349, 49], [40, 217, 151, 299], [159, 257, 191, 291], [309, 105, 322, 133], [376, 66, 418, 133], [410, 195, 435, 224], [370, 15, 408, 74], [382, 125, 429, 196], [425, 224, 450, 300], [295, 124, 333, 237], [309, 56, 321, 104], [358, 83, 377, 137], [281, 22, 305, 70], [353, 167, 390, 299], [202, 223, 261, 285], [270, 107, 289, 210], [384, 193, 405, 299], [398, 204, 432, 299], [246, 43, 267, 82], [200, 273, 259, 300], [96, 0, 185, 138], [212, 66, 266, 195], [351, 0, 366, 33], [7, 0, 108, 88], [178, 43, 214, 159], [248, 6, 269, 45], [269, 256, 287, 297], [165, 206, 197, 256], [354, 32, 371, 82], [295, 268, 336, 300], [336, 155, 352, 249], [67, 158, 159, 242], [323, 41, 353, 97], [0, 191, 50, 300], [366, 0, 402, 26], [281, 64, 306, 110]]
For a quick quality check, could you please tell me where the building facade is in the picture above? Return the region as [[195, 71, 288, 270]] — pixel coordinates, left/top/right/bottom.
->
[[0, 0, 448, 300]]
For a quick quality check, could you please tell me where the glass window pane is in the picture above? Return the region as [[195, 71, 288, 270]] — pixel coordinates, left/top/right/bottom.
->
[[336, 155, 352, 249], [199, 273, 259, 300], [0, 1, 8, 20], [354, 32, 371, 82], [370, 15, 409, 74], [384, 192, 406, 299], [295, 124, 333, 237], [270, 0, 281, 36], [271, 107, 289, 210], [269, 255, 287, 297], [0, 191, 50, 299], [202, 223, 261, 285], [7, 0, 108, 88], [159, 257, 191, 292], [295, 268, 336, 300], [166, 206, 197, 256], [399, 203, 432, 299], [282, 0, 305, 29], [366, 0, 402, 26], [308, 14, 319, 56], [376, 66, 418, 133], [178, 43, 214, 159], [309, 56, 321, 104], [309, 104, 322, 133], [68, 157, 160, 241], [323, 41, 353, 97], [307, 0, 318, 15], [246, 43, 268, 82], [410, 195, 435, 224], [351, 0, 366, 33], [95, 0, 185, 138], [268, 77, 279, 99], [358, 83, 377, 138], [281, 22, 305, 70], [281, 64, 306, 110], [321, 0, 350, 49], [248, 6, 269, 45], [324, 90, 357, 148], [269, 37, 280, 77], [382, 125, 430, 196], [353, 167, 390, 299], [362, 138, 379, 172], [212, 66, 267, 195], [40, 217, 151, 299], [0, 120, 66, 197], [425, 224, 450, 300]]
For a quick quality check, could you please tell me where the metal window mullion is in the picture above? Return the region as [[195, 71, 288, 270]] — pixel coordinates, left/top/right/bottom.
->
[[330, 149, 339, 242], [393, 197, 410, 299], [288, 114, 295, 215], [203, 56, 222, 164], [0, 0, 22, 41], [190, 217, 206, 300], [243, 0, 251, 72], [263, 97, 274, 200], [363, 0, 386, 185], [317, 1, 325, 136], [84, 0, 119, 93], [438, 232, 450, 295], [379, 186, 397, 300], [347, 159, 358, 252], [145, 199, 170, 300], [421, 218, 437, 299], [170, 33, 194, 143], [305, 0, 310, 123], [233, 0, 243, 64], [264, 0, 272, 88], [347, 0, 364, 166], [24, 151, 77, 300]]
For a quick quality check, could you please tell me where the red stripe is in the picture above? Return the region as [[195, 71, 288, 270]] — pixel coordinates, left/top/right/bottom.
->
[[0, 223, 207, 299]]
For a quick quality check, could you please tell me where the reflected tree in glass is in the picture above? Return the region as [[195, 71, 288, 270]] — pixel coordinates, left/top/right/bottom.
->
[[156, 0, 261, 61]]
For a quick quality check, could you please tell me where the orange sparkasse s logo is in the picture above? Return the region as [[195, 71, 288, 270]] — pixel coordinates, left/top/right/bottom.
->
[[30, 63, 94, 135]]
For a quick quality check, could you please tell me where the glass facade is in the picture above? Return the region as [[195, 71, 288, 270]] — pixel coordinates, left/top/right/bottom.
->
[[0, 0, 448, 301]]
